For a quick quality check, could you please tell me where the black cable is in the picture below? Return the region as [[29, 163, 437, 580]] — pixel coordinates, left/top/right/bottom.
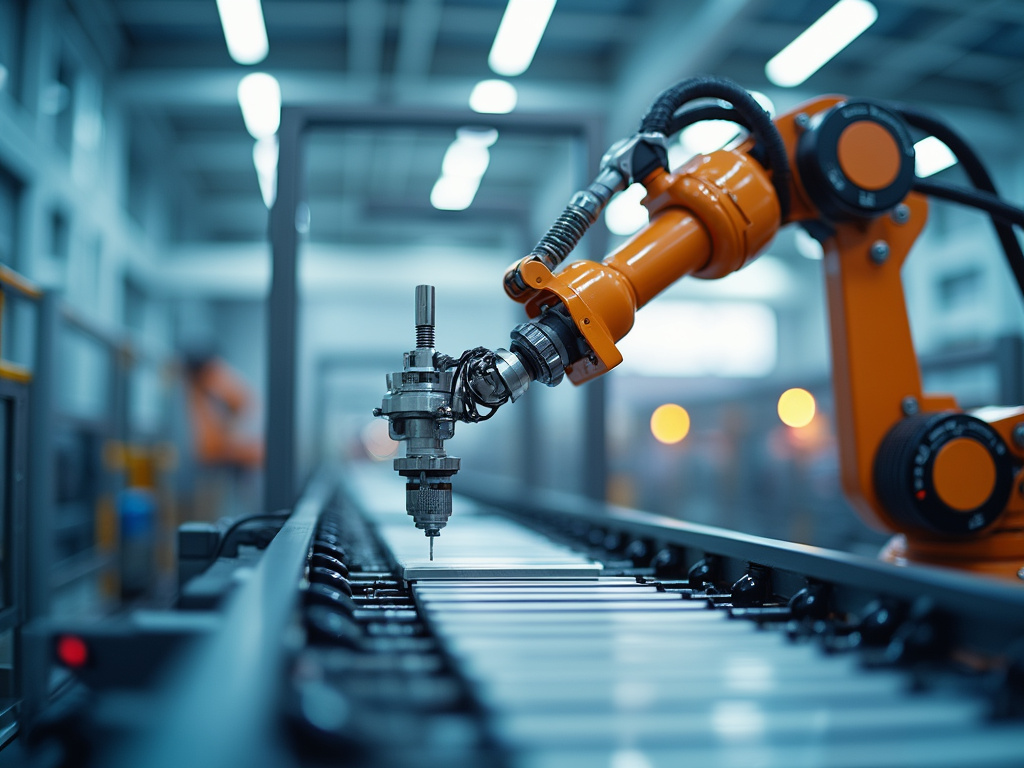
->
[[447, 347, 509, 423], [664, 103, 754, 139], [638, 76, 790, 219], [913, 180, 1024, 228], [893, 103, 1024, 298], [210, 512, 290, 561]]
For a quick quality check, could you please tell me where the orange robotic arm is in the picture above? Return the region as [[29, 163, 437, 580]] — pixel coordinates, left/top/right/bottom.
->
[[493, 84, 1024, 580]]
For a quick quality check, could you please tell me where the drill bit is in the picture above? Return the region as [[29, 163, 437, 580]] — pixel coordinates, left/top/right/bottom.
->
[[429, 534, 434, 561]]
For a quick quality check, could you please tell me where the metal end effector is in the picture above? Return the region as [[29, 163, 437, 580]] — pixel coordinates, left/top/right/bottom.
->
[[376, 285, 460, 559], [376, 285, 590, 558]]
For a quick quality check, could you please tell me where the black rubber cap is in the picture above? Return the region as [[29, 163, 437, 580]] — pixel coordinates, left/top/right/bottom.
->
[[874, 412, 1013, 536], [796, 99, 916, 222]]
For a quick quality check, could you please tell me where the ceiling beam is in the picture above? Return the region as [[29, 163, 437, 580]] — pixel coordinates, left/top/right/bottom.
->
[[606, 0, 758, 140], [114, 1, 344, 28], [395, 0, 442, 79], [114, 69, 610, 114], [114, 1, 639, 42], [139, 242, 516, 299], [347, 0, 386, 89], [854, 1, 1008, 97], [878, 0, 1024, 23]]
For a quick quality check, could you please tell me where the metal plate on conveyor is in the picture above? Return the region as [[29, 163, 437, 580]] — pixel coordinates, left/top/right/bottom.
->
[[349, 465, 602, 579], [374, 509, 603, 580], [401, 562, 604, 580]]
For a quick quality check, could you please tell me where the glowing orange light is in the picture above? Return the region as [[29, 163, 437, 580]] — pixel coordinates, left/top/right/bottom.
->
[[651, 404, 691, 444], [778, 388, 816, 428]]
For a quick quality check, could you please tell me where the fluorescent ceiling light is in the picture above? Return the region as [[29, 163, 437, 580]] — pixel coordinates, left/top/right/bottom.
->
[[442, 141, 490, 178], [237, 72, 280, 139], [765, 0, 877, 87], [488, 0, 557, 77], [216, 0, 269, 65], [456, 126, 499, 147], [430, 176, 482, 211], [430, 131, 495, 211], [253, 136, 278, 208], [914, 136, 957, 177], [470, 79, 517, 114], [604, 183, 649, 236]]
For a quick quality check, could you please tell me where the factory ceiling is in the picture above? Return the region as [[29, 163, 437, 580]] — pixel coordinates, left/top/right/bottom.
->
[[95, 0, 1024, 250]]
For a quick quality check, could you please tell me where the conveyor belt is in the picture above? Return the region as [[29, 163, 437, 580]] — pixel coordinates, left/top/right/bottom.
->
[[415, 575, 1024, 767], [350, 470, 1024, 768], [42, 469, 1024, 768]]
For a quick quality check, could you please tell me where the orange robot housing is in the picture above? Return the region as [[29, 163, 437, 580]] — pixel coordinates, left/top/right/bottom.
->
[[504, 95, 1024, 580], [185, 356, 264, 469]]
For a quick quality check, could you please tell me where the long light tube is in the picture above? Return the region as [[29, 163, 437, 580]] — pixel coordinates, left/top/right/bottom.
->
[[216, 0, 269, 65], [488, 0, 557, 77], [430, 129, 498, 211], [469, 79, 518, 114], [765, 0, 877, 88], [253, 136, 278, 208], [237, 72, 280, 139]]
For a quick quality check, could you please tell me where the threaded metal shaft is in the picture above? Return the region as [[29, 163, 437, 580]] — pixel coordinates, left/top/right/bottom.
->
[[416, 325, 435, 349], [414, 285, 436, 349]]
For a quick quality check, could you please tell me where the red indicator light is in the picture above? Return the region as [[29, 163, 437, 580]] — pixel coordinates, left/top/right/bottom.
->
[[915, 490, 927, 501], [56, 635, 89, 668]]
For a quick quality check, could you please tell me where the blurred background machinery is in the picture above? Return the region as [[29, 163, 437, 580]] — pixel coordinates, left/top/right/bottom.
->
[[0, 0, 1023, 765]]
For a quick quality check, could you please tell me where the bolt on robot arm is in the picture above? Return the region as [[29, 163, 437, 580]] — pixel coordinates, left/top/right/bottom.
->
[[379, 76, 1024, 577]]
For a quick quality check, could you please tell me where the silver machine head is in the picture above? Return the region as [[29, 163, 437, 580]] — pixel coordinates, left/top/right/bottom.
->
[[376, 285, 460, 559]]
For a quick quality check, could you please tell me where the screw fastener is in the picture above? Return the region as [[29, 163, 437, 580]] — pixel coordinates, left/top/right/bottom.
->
[[1013, 423, 1024, 450], [901, 397, 919, 417], [870, 241, 890, 264], [891, 204, 910, 224]]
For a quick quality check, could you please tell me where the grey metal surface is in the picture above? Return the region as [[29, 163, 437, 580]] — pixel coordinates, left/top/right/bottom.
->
[[265, 105, 303, 513], [414, 579, 1024, 768], [378, 514, 602, 581], [456, 473, 1024, 651], [403, 563, 604, 580]]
